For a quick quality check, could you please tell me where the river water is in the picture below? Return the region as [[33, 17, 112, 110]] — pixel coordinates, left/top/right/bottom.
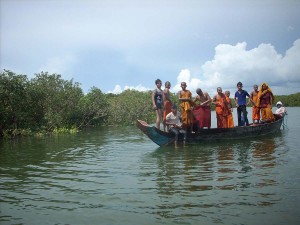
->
[[1, 108, 300, 225]]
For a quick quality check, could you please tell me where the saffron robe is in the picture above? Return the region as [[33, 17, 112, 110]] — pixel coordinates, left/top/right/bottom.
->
[[227, 113, 234, 128], [215, 94, 229, 128], [252, 93, 260, 121], [179, 90, 194, 128], [226, 96, 234, 128]]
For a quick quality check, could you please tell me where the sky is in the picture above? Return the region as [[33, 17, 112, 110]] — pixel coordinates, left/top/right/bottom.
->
[[1, 0, 300, 97]]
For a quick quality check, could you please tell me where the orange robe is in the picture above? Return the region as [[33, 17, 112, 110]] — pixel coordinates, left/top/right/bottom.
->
[[215, 94, 229, 128], [163, 100, 172, 123], [179, 90, 193, 128], [226, 96, 234, 128], [227, 113, 234, 128], [252, 93, 260, 121]]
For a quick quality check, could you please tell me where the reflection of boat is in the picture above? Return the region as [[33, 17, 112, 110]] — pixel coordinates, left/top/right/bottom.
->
[[137, 116, 284, 147]]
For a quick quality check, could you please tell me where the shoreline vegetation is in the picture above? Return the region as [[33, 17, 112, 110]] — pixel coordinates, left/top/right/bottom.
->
[[1, 70, 300, 139]]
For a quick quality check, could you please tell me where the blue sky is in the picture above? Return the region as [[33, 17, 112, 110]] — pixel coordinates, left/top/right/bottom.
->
[[1, 0, 300, 97]]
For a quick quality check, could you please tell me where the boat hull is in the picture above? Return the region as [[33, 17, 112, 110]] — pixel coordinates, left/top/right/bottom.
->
[[137, 117, 283, 147]]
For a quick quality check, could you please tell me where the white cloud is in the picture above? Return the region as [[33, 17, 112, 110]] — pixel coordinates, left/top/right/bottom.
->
[[172, 69, 203, 93], [169, 39, 300, 96], [110, 85, 123, 94], [124, 84, 150, 92], [108, 84, 151, 94], [278, 39, 300, 80]]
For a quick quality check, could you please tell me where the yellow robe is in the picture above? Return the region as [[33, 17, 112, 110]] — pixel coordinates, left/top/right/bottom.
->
[[179, 90, 194, 128], [226, 96, 234, 128], [252, 92, 260, 121]]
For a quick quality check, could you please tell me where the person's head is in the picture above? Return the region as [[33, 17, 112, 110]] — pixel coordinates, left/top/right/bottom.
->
[[253, 84, 258, 91], [155, 79, 162, 87], [225, 90, 230, 97], [261, 82, 269, 91], [172, 104, 177, 113], [181, 82, 187, 90], [217, 87, 222, 94], [165, 81, 171, 88], [196, 88, 203, 95], [237, 82, 243, 90], [276, 101, 283, 108]]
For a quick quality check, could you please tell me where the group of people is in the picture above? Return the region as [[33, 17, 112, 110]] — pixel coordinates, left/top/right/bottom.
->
[[247, 82, 286, 124], [152, 79, 286, 148]]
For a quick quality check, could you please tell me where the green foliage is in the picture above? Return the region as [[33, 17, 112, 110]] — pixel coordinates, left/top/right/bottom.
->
[[78, 87, 109, 127], [2, 129, 32, 139], [169, 92, 180, 108], [106, 89, 154, 125], [29, 72, 84, 130], [53, 127, 78, 134], [0, 70, 30, 131], [0, 70, 85, 138], [274, 92, 300, 107]]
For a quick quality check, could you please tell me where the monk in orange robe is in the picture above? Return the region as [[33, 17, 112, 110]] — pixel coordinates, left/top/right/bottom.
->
[[212, 87, 229, 128], [250, 84, 260, 124], [163, 81, 172, 131], [257, 82, 275, 122], [225, 90, 234, 128], [178, 82, 194, 131]]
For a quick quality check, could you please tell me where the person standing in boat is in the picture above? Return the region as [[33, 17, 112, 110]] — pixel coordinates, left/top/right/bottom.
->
[[163, 81, 172, 132], [234, 82, 253, 126], [212, 87, 229, 128], [193, 88, 212, 129], [178, 82, 194, 132], [166, 105, 187, 148], [152, 79, 164, 130], [250, 84, 260, 124], [257, 82, 275, 123], [225, 90, 234, 128]]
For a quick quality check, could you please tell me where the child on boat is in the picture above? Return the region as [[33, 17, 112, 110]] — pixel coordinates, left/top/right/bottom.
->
[[165, 105, 187, 148]]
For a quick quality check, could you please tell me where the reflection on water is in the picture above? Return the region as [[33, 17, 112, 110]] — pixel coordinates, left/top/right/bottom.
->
[[1, 115, 300, 225], [142, 133, 291, 222]]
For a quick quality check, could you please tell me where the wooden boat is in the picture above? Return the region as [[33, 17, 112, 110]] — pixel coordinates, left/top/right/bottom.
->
[[137, 116, 284, 147]]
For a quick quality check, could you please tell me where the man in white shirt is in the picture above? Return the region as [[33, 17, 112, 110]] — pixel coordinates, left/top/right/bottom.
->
[[166, 105, 187, 148], [275, 101, 287, 117]]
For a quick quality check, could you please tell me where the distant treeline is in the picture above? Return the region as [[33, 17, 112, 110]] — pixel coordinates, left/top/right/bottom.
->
[[1, 70, 299, 138]]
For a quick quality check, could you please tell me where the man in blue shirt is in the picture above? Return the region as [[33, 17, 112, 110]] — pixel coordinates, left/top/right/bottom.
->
[[234, 82, 254, 126]]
